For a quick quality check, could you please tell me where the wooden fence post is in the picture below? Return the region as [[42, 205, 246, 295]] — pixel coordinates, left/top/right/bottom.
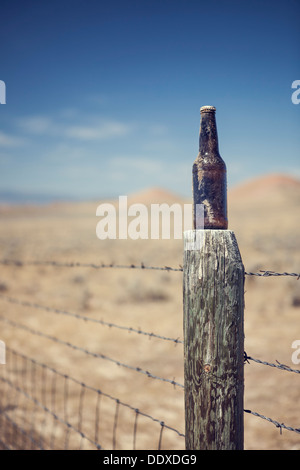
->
[[183, 229, 245, 450]]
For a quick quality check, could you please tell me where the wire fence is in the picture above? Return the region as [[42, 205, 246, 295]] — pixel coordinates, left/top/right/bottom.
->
[[0, 346, 184, 450], [0, 258, 299, 278], [0, 258, 299, 449]]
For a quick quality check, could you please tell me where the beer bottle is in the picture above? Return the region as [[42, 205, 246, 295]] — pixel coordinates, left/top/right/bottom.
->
[[193, 106, 228, 229]]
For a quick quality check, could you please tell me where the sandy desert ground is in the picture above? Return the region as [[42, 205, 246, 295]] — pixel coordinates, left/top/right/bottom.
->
[[0, 172, 299, 450]]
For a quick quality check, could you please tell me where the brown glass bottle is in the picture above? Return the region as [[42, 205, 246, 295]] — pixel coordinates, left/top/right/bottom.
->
[[192, 106, 228, 229]]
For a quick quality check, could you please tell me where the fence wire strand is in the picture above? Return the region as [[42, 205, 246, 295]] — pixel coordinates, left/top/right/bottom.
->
[[0, 294, 183, 345], [0, 347, 185, 449], [245, 352, 300, 375], [0, 259, 183, 272], [0, 258, 299, 278], [0, 316, 184, 389], [0, 376, 102, 450], [244, 409, 300, 435], [1, 256, 300, 448]]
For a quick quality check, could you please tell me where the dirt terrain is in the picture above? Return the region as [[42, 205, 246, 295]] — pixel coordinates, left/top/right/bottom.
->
[[0, 172, 299, 450]]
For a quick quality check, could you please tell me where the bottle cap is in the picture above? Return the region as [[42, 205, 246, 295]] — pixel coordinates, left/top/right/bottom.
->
[[200, 106, 216, 113]]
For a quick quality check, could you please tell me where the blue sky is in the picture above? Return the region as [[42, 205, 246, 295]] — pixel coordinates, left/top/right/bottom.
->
[[0, 0, 299, 201]]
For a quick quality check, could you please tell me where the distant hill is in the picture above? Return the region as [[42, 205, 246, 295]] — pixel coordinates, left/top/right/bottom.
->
[[228, 173, 300, 202], [226, 172, 300, 240], [127, 187, 184, 206], [1, 172, 299, 209], [0, 190, 73, 205]]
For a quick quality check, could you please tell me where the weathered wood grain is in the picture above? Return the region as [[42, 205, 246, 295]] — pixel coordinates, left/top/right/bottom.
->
[[183, 230, 244, 450]]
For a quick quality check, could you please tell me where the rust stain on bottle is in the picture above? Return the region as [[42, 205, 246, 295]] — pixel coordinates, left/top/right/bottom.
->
[[193, 106, 228, 230]]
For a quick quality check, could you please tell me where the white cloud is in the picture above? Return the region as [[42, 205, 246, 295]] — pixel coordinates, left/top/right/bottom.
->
[[148, 124, 169, 136], [0, 131, 26, 147], [109, 156, 163, 174], [64, 120, 133, 140], [17, 113, 134, 141], [41, 143, 91, 162], [17, 116, 54, 134]]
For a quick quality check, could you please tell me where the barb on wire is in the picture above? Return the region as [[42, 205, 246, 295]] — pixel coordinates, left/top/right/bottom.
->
[[6, 346, 185, 440], [0, 374, 102, 450], [0, 294, 183, 345], [0, 258, 299, 278], [0, 412, 44, 450], [245, 270, 300, 279], [244, 352, 300, 374], [0, 316, 184, 389], [244, 409, 300, 435], [0, 259, 183, 272]]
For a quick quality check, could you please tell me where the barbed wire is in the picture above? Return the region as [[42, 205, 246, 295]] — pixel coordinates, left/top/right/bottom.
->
[[3, 347, 300, 444], [0, 258, 299, 278], [4, 345, 300, 443], [0, 316, 184, 389], [6, 348, 299, 441], [0, 259, 183, 272], [245, 352, 300, 375], [0, 374, 102, 450], [1, 256, 300, 446], [244, 409, 300, 435], [6, 347, 185, 441], [0, 294, 183, 345], [0, 411, 44, 450], [245, 270, 300, 279], [1, 299, 297, 379]]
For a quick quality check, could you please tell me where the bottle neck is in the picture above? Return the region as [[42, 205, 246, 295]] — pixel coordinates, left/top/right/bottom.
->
[[199, 111, 220, 155]]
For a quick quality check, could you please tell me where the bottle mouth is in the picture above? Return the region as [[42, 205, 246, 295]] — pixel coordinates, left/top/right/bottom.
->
[[200, 106, 216, 113]]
